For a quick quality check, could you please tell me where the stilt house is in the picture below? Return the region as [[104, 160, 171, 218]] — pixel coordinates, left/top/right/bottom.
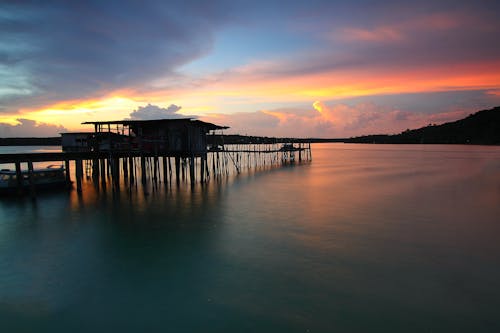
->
[[81, 119, 228, 156]]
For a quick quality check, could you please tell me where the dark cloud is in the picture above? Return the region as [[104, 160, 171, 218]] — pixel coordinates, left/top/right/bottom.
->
[[0, 119, 67, 137], [0, 0, 234, 111], [1, 0, 498, 129], [129, 103, 184, 120]]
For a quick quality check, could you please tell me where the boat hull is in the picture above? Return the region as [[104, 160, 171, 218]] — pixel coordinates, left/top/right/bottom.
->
[[0, 165, 71, 196]]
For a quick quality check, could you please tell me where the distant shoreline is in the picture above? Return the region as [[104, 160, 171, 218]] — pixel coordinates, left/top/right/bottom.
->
[[1, 136, 499, 146], [1, 106, 499, 146], [0, 137, 61, 146]]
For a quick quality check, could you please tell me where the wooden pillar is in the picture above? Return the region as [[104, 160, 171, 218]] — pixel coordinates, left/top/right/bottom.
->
[[65, 159, 71, 186], [75, 159, 83, 193], [175, 156, 180, 186], [123, 157, 128, 179], [181, 158, 186, 181], [189, 156, 195, 185], [200, 155, 205, 183], [162, 156, 168, 184], [112, 157, 120, 189], [27, 160, 35, 197], [15, 161, 23, 194], [212, 152, 216, 175], [153, 156, 159, 183], [168, 157, 172, 181], [100, 158, 106, 189], [129, 157, 135, 184], [140, 155, 146, 184], [92, 159, 99, 183], [106, 158, 111, 178]]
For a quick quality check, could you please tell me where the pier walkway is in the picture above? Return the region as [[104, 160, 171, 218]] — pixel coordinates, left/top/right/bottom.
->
[[0, 143, 311, 196]]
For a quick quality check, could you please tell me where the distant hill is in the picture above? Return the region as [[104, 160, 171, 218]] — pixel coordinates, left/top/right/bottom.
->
[[345, 106, 500, 145]]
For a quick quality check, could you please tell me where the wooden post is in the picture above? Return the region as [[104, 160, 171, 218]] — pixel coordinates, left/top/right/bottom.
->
[[106, 157, 111, 178], [129, 156, 135, 184], [162, 156, 168, 184], [140, 155, 146, 184], [181, 158, 186, 181], [92, 159, 99, 184], [175, 156, 180, 186], [100, 158, 106, 189], [75, 159, 83, 193], [65, 159, 71, 187], [153, 156, 159, 183], [189, 156, 195, 186], [27, 160, 35, 197], [168, 156, 172, 181], [200, 155, 205, 183], [212, 152, 216, 176], [15, 161, 23, 194], [112, 157, 120, 189], [123, 157, 128, 179]]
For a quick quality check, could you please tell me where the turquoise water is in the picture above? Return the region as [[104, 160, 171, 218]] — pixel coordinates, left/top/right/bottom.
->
[[1, 143, 500, 332]]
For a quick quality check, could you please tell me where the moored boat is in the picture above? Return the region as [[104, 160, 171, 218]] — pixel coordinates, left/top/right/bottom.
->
[[0, 164, 70, 194], [279, 143, 299, 151]]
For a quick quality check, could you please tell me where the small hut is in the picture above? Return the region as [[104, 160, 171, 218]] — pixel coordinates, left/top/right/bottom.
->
[[81, 118, 228, 156], [61, 132, 93, 152]]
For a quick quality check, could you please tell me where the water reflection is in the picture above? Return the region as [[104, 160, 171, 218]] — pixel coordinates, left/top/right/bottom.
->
[[1, 144, 500, 332]]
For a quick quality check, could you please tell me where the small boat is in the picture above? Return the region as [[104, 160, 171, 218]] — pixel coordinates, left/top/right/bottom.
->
[[279, 143, 297, 151], [208, 144, 224, 152], [0, 164, 69, 194]]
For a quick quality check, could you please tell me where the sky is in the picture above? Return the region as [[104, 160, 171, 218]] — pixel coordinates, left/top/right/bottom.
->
[[1, 0, 499, 138]]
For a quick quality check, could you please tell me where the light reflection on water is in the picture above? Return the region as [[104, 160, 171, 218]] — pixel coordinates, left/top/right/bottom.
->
[[1, 143, 500, 332]]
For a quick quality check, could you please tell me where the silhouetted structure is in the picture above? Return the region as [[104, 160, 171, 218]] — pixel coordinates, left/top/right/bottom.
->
[[82, 118, 228, 155], [0, 118, 311, 196]]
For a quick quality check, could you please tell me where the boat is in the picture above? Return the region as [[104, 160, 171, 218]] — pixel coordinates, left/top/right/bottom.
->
[[0, 164, 70, 194], [208, 144, 224, 152], [279, 143, 298, 151]]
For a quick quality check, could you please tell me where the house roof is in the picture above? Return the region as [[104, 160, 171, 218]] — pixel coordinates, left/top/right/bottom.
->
[[60, 132, 94, 135], [82, 118, 229, 130]]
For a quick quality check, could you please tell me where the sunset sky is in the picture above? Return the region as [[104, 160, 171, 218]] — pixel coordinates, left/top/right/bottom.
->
[[1, 0, 499, 137]]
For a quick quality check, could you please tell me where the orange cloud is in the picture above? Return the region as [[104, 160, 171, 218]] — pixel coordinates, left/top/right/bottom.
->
[[188, 59, 500, 105], [261, 110, 293, 122], [201, 101, 478, 138], [13, 57, 499, 134], [10, 92, 144, 130]]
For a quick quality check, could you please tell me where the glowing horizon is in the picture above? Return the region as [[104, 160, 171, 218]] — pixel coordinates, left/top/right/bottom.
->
[[1, 1, 499, 137]]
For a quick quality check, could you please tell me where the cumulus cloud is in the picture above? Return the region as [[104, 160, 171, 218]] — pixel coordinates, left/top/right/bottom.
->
[[129, 103, 185, 120], [0, 119, 67, 137], [202, 102, 473, 138]]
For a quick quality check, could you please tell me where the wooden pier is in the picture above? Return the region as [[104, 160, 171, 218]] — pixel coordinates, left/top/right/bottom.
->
[[0, 143, 311, 196], [1, 118, 311, 196]]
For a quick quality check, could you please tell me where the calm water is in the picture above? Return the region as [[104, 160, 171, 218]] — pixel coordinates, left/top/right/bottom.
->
[[1, 143, 500, 332]]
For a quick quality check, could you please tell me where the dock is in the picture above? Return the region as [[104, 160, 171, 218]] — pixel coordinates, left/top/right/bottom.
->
[[0, 118, 311, 195]]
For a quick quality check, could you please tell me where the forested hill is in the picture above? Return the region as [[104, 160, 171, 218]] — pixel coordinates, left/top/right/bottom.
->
[[345, 106, 500, 145]]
